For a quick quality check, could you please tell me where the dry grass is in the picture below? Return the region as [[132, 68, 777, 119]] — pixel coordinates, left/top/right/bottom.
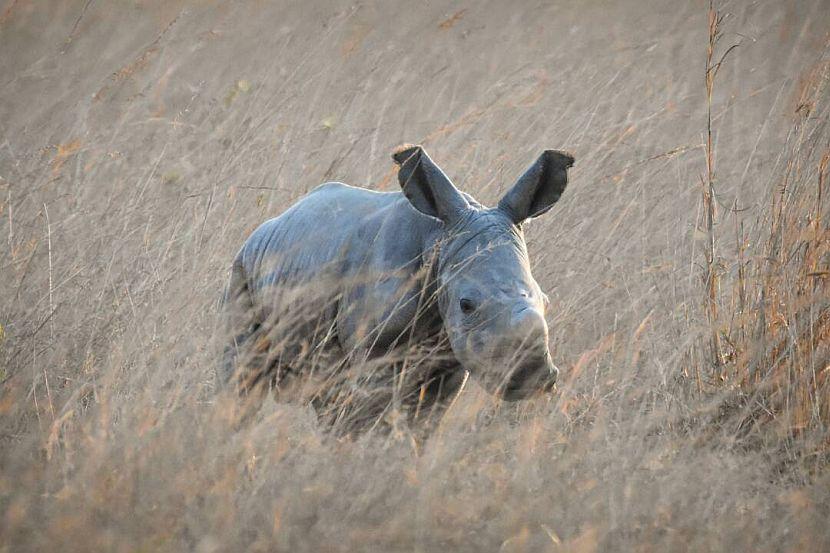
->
[[2, 1, 830, 551]]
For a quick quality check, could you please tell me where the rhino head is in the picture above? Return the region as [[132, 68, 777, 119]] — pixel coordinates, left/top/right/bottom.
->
[[393, 145, 574, 400]]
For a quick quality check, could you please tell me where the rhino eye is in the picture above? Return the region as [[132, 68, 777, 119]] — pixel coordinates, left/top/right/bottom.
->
[[459, 298, 476, 315]]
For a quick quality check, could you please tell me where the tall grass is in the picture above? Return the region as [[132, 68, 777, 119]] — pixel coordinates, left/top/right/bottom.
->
[[710, 64, 830, 460], [693, 1, 830, 466], [1, 1, 829, 551]]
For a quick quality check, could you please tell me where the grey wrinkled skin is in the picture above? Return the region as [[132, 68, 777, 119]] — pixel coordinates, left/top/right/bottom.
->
[[220, 145, 574, 409]]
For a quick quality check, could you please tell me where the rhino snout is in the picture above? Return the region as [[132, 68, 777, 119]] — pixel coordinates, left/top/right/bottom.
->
[[544, 363, 560, 391], [509, 305, 547, 342]]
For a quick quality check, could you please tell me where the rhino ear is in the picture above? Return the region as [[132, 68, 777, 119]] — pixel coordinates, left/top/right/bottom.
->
[[498, 150, 574, 224], [392, 144, 470, 224]]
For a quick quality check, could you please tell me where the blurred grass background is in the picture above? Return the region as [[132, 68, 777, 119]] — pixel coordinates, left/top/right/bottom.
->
[[1, 0, 830, 551]]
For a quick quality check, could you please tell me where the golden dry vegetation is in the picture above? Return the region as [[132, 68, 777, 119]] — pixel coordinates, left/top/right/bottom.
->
[[1, 1, 830, 551]]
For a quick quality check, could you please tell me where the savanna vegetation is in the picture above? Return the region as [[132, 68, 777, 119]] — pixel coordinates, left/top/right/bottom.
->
[[1, 1, 829, 551]]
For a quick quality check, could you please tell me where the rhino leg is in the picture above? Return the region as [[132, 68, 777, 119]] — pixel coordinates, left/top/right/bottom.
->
[[219, 261, 293, 425], [219, 259, 281, 394], [219, 258, 254, 384]]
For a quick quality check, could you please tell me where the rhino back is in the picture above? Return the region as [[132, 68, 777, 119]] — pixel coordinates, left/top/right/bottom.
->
[[239, 182, 407, 306]]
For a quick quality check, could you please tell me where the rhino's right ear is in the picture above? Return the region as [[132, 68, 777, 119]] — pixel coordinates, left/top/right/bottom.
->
[[392, 144, 470, 225]]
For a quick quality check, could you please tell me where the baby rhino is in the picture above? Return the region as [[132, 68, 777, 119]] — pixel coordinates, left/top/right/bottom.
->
[[221, 145, 574, 417]]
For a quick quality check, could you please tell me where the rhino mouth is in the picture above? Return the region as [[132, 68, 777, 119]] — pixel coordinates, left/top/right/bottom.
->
[[500, 357, 558, 401]]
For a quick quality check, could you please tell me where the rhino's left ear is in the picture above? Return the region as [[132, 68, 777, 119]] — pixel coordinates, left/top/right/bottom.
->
[[498, 150, 574, 224]]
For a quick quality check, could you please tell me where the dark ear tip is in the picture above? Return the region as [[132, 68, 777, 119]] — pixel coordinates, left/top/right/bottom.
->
[[544, 150, 575, 168], [392, 144, 422, 165]]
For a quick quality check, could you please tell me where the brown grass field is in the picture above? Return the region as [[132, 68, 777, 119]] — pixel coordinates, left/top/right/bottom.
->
[[2, 0, 830, 551]]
